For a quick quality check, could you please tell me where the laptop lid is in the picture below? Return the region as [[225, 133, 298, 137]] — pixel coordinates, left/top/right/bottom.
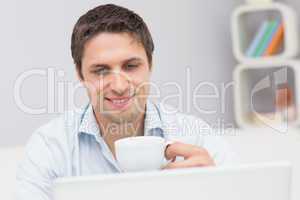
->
[[54, 162, 291, 200]]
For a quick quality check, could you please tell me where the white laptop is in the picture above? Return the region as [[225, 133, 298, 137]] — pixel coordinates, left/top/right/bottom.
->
[[53, 162, 292, 200]]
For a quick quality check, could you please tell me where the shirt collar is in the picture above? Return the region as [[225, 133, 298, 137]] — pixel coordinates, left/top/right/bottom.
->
[[144, 100, 164, 137], [78, 103, 100, 139], [78, 100, 180, 140], [144, 100, 180, 139]]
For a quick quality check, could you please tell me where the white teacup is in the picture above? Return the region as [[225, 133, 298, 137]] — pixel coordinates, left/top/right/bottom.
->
[[115, 136, 170, 172]]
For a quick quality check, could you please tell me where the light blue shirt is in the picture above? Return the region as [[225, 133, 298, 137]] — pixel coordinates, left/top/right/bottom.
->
[[16, 101, 236, 200]]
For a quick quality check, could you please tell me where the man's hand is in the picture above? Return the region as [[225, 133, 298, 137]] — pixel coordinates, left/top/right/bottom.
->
[[163, 142, 215, 169]]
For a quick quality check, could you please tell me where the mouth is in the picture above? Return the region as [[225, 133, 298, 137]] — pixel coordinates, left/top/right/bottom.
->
[[104, 96, 134, 110]]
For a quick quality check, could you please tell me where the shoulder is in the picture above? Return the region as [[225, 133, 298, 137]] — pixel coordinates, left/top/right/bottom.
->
[[19, 107, 87, 176], [25, 106, 86, 155], [154, 101, 213, 135], [35, 108, 84, 139]]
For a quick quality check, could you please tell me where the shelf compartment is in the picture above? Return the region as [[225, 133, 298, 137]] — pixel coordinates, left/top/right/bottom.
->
[[231, 2, 299, 63], [234, 61, 300, 129]]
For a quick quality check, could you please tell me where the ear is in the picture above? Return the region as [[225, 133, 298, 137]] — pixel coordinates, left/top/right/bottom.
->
[[149, 61, 153, 72], [76, 66, 84, 82]]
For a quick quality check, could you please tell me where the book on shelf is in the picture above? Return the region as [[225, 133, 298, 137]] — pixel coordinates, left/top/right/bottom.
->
[[245, 20, 269, 57], [245, 19, 284, 57], [263, 22, 284, 56], [254, 19, 279, 57]]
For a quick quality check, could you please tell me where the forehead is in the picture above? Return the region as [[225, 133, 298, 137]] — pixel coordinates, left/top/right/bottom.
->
[[82, 32, 147, 65]]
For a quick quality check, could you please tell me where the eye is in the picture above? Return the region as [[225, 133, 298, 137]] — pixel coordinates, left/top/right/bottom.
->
[[124, 63, 139, 70], [93, 67, 110, 76]]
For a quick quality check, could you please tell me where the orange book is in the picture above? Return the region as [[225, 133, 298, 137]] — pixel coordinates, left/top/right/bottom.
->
[[263, 22, 284, 56], [275, 84, 293, 109]]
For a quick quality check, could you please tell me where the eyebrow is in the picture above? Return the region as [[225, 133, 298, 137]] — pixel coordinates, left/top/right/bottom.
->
[[123, 57, 143, 63], [89, 57, 143, 69]]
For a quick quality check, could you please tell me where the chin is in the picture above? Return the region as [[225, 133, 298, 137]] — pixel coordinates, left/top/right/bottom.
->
[[106, 107, 143, 124]]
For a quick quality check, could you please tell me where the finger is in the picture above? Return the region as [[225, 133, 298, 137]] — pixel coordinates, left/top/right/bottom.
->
[[163, 156, 215, 169], [165, 142, 207, 160]]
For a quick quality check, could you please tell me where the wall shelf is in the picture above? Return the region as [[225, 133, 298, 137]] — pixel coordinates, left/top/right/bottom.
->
[[231, 2, 299, 64], [231, 0, 300, 129], [234, 60, 300, 129]]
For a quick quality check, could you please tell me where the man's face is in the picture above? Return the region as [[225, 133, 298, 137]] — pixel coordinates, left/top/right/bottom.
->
[[80, 32, 151, 124]]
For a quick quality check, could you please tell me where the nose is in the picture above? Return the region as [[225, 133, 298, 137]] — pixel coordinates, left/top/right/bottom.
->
[[109, 71, 129, 95]]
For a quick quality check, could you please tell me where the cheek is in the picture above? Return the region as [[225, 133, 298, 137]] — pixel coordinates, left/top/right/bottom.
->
[[83, 78, 109, 98], [132, 68, 151, 97], [133, 78, 151, 100], [131, 67, 151, 87]]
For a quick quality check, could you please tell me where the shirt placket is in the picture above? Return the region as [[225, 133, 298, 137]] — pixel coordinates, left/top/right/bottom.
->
[[94, 135, 123, 173]]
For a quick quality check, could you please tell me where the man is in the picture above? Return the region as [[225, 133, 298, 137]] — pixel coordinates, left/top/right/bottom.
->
[[16, 4, 236, 200]]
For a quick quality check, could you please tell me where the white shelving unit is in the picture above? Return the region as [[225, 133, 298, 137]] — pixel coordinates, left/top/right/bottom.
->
[[231, 0, 300, 129], [234, 60, 300, 129], [231, 2, 299, 64]]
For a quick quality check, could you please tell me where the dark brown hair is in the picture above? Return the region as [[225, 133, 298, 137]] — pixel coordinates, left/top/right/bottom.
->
[[71, 4, 154, 79]]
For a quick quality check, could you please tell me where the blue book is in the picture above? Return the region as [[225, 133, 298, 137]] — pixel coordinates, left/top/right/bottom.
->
[[246, 20, 269, 57], [256, 19, 281, 57]]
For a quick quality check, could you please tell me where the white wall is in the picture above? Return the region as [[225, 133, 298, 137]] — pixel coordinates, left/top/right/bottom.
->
[[0, 0, 238, 147], [1, 0, 300, 147]]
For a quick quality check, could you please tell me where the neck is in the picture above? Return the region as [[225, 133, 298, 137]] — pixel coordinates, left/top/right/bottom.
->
[[94, 112, 145, 157]]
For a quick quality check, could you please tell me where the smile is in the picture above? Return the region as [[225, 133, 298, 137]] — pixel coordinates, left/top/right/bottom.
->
[[105, 96, 133, 110]]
